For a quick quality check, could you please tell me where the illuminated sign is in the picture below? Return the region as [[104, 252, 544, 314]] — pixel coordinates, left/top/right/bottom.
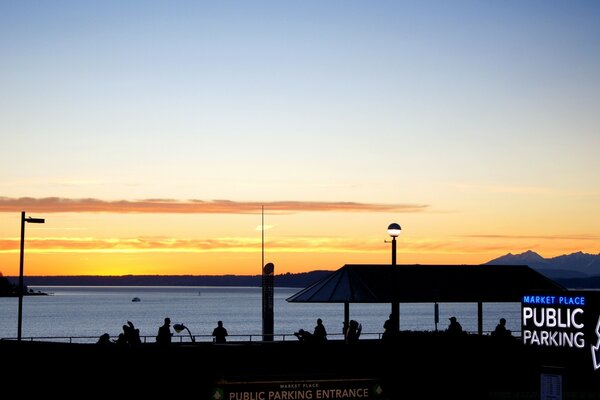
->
[[210, 378, 385, 400], [522, 291, 600, 371], [522, 295, 585, 348]]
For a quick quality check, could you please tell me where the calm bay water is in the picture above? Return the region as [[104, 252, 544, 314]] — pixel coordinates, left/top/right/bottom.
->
[[0, 286, 521, 342]]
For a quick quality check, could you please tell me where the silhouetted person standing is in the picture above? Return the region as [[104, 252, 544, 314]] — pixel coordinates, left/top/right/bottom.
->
[[212, 320, 228, 343], [382, 313, 398, 342], [156, 317, 173, 345], [492, 317, 512, 338], [345, 320, 361, 344], [446, 316, 463, 336], [313, 318, 327, 342], [118, 324, 131, 345]]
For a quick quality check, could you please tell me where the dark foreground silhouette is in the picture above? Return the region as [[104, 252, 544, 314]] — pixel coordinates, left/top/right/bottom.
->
[[2, 332, 598, 398]]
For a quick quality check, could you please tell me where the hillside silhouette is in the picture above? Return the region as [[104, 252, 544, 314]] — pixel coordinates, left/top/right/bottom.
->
[[5, 270, 332, 288], [5, 251, 600, 288], [0, 273, 47, 296]]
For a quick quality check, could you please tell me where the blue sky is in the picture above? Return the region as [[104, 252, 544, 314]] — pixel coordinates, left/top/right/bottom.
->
[[1, 1, 599, 275]]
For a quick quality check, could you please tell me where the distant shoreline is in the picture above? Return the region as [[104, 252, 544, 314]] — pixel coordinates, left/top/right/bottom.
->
[[5, 270, 333, 288], [0, 291, 49, 297], [5, 269, 600, 289]]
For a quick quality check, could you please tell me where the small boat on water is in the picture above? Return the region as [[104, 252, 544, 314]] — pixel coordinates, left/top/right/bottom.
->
[[131, 297, 141, 302]]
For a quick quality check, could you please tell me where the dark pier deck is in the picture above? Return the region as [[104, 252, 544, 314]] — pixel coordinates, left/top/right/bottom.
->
[[3, 332, 598, 399]]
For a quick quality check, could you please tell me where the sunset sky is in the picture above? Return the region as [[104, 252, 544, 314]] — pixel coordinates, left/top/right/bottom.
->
[[1, 1, 599, 276]]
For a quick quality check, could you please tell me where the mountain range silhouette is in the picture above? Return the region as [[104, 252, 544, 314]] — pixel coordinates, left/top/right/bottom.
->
[[486, 250, 600, 281]]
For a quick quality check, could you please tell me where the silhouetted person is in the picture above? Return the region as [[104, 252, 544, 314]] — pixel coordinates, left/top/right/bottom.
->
[[126, 320, 141, 345], [115, 331, 128, 346], [97, 333, 111, 346], [118, 324, 132, 345], [446, 316, 463, 336], [156, 317, 173, 345], [345, 320, 361, 344], [294, 329, 314, 342], [212, 320, 228, 343], [382, 313, 398, 342], [492, 317, 512, 338], [313, 318, 327, 342]]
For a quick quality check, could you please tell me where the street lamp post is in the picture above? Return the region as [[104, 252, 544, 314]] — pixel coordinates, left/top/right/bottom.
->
[[387, 223, 401, 333], [18, 211, 45, 341]]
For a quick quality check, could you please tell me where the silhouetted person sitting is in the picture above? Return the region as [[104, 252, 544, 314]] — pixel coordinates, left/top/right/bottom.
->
[[345, 320, 361, 344], [126, 320, 142, 345], [382, 313, 398, 342], [115, 331, 128, 346], [97, 333, 112, 346], [212, 320, 228, 343], [294, 329, 314, 342], [492, 318, 512, 338], [156, 317, 173, 345], [446, 316, 464, 336], [313, 318, 327, 342]]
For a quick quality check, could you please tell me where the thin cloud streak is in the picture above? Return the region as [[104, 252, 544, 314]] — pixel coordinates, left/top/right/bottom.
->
[[0, 197, 428, 214], [0, 236, 388, 253], [0, 236, 522, 256]]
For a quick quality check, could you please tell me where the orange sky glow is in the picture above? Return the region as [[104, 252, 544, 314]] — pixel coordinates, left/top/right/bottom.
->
[[0, 197, 597, 276]]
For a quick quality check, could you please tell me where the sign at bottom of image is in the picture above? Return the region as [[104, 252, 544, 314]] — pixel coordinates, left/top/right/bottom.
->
[[211, 378, 386, 400]]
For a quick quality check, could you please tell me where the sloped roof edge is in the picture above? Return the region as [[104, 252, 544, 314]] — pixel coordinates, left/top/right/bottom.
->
[[286, 264, 566, 303]]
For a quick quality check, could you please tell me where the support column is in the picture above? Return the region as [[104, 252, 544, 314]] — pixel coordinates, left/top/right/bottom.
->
[[477, 301, 483, 335]]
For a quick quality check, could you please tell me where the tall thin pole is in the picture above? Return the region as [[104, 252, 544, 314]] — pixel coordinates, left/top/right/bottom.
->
[[18, 211, 25, 341], [261, 205, 274, 341], [391, 236, 399, 332], [392, 236, 397, 265], [261, 205, 264, 270]]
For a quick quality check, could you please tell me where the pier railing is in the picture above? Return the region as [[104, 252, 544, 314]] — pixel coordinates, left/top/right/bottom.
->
[[1, 329, 519, 344], [2, 332, 360, 344]]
